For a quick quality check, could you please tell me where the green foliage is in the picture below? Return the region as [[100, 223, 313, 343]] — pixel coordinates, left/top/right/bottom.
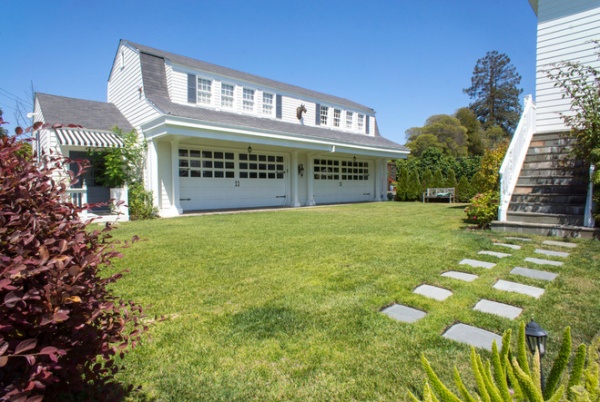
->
[[90, 128, 146, 188], [406, 168, 421, 201], [464, 191, 499, 228], [457, 176, 472, 203], [128, 182, 158, 220], [432, 168, 444, 188], [445, 168, 458, 190], [394, 167, 409, 201], [406, 115, 468, 157], [464, 50, 523, 135], [473, 140, 509, 194], [410, 324, 600, 402], [421, 168, 433, 194], [544, 327, 572, 399], [456, 107, 487, 156]]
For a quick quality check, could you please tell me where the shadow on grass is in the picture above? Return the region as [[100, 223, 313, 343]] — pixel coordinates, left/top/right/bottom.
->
[[229, 305, 309, 340]]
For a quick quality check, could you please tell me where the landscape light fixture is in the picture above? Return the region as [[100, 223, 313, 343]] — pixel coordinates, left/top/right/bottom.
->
[[525, 319, 548, 390]]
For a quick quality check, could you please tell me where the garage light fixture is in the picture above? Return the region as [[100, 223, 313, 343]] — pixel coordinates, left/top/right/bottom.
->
[[247, 146, 252, 154]]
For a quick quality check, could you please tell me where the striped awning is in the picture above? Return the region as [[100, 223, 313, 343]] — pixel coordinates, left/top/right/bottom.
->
[[55, 129, 124, 148]]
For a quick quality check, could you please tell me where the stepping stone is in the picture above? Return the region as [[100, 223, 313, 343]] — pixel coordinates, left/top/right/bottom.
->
[[511, 267, 558, 282], [478, 250, 512, 258], [543, 240, 577, 249], [535, 249, 569, 258], [459, 259, 496, 269], [493, 279, 545, 299], [506, 237, 532, 242], [381, 304, 426, 323], [525, 257, 564, 267], [474, 299, 523, 320], [443, 323, 502, 351], [414, 285, 453, 301], [441, 271, 479, 282], [493, 243, 522, 250]]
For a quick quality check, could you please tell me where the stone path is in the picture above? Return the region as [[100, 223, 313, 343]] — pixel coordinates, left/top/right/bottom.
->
[[381, 236, 576, 351]]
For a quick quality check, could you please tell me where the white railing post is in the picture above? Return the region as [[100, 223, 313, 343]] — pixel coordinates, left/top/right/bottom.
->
[[498, 95, 536, 221], [583, 164, 595, 228]]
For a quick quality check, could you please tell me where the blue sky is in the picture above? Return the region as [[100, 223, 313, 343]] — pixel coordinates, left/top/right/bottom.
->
[[2, 0, 537, 145]]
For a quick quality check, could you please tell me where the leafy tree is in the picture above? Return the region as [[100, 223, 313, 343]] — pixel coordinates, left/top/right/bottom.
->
[[0, 109, 8, 138], [407, 115, 468, 157], [464, 51, 523, 135], [455, 107, 486, 155]]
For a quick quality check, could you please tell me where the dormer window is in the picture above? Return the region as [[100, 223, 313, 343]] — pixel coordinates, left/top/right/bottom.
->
[[346, 112, 353, 129], [197, 78, 212, 105], [333, 109, 341, 127], [221, 83, 234, 108], [243, 88, 255, 112], [320, 106, 328, 125], [262, 92, 273, 115], [357, 114, 364, 132]]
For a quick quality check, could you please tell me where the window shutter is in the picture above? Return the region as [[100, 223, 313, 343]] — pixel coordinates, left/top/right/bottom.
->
[[276, 94, 282, 118], [365, 115, 370, 134], [315, 104, 321, 125], [187, 74, 197, 103]]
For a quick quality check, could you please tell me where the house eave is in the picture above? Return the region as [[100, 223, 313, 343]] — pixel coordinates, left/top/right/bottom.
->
[[528, 0, 538, 16], [140, 115, 409, 159]]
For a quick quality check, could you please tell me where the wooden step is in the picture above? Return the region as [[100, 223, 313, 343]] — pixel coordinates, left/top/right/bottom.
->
[[508, 202, 585, 215], [505, 211, 584, 226], [510, 193, 586, 205]]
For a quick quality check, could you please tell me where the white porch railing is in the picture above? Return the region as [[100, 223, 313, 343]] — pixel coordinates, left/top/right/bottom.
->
[[66, 180, 88, 218], [498, 95, 536, 222], [584, 164, 596, 228]]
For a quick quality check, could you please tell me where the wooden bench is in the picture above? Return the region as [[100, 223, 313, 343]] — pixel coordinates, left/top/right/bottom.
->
[[422, 187, 455, 203]]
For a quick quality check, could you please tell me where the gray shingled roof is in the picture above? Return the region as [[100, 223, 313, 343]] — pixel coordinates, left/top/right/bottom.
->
[[36, 93, 133, 132], [126, 41, 408, 152], [125, 40, 374, 113]]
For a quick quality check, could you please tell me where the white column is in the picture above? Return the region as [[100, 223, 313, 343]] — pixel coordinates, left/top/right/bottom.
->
[[170, 140, 183, 216], [374, 159, 384, 202], [306, 155, 316, 206], [147, 138, 160, 210], [291, 151, 301, 207]]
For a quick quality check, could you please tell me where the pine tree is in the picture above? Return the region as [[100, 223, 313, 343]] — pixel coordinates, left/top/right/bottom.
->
[[421, 168, 433, 194], [445, 168, 458, 190], [432, 168, 444, 188], [394, 167, 409, 201], [407, 168, 421, 201], [457, 176, 471, 202]]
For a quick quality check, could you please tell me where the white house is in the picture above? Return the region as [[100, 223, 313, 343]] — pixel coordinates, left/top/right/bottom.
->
[[494, 0, 599, 237], [34, 40, 409, 217]]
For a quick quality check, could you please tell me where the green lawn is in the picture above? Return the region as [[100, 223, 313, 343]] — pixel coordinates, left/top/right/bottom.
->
[[106, 202, 600, 401]]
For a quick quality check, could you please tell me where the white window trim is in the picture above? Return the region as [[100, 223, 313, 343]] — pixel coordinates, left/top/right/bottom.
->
[[262, 92, 274, 116], [220, 83, 235, 109], [320, 105, 329, 126], [357, 114, 365, 132], [243, 88, 255, 113], [197, 77, 213, 106], [345, 111, 354, 130]]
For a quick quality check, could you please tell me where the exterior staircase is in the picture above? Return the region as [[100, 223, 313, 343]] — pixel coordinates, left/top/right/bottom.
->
[[492, 132, 598, 238]]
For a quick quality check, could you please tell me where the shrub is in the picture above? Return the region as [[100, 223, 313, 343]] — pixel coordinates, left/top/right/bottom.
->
[[464, 191, 499, 228], [445, 168, 458, 190], [409, 323, 600, 401], [0, 131, 146, 400], [406, 169, 421, 201], [420, 168, 433, 194], [432, 168, 444, 188], [456, 176, 471, 203], [128, 182, 158, 221], [395, 167, 409, 201]]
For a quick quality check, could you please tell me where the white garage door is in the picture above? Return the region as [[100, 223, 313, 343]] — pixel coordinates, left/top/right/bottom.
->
[[179, 148, 287, 211], [313, 158, 372, 204]]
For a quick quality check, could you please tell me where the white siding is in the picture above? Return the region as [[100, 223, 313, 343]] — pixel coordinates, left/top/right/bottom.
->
[[535, 1, 600, 133], [107, 44, 161, 129], [168, 64, 375, 135]]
